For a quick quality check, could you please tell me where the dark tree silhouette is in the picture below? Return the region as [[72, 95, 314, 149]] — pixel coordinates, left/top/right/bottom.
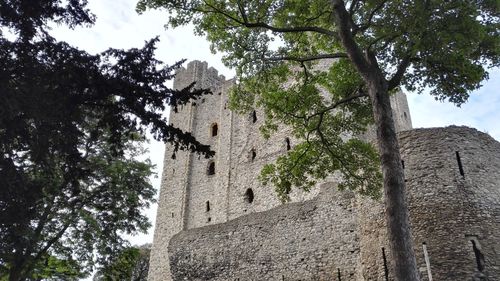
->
[[0, 1, 212, 279]]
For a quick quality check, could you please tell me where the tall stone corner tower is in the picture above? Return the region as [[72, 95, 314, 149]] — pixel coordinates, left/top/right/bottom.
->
[[148, 60, 233, 281]]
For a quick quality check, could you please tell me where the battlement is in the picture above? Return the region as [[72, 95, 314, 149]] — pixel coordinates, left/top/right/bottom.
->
[[173, 60, 226, 90]]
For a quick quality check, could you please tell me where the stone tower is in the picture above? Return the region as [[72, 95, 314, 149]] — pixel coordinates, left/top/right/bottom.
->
[[148, 61, 499, 281]]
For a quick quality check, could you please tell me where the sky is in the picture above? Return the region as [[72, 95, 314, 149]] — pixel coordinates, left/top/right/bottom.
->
[[49, 0, 500, 247]]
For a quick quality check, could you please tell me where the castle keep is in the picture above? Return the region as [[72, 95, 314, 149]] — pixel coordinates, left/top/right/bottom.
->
[[148, 61, 500, 281]]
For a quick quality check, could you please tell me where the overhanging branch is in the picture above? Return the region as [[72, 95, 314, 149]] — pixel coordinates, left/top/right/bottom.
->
[[265, 53, 348, 63], [200, 0, 338, 38], [387, 55, 412, 90]]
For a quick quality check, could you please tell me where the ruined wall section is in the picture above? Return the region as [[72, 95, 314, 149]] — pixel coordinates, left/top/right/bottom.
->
[[168, 183, 361, 281], [390, 90, 412, 132], [165, 126, 500, 281]]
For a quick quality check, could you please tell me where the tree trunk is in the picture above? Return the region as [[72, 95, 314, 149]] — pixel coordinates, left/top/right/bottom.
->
[[9, 262, 25, 281], [367, 74, 419, 281]]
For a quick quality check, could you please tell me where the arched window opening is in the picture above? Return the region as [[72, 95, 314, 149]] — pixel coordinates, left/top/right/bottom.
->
[[285, 138, 291, 151], [251, 149, 256, 161], [206, 201, 210, 212], [211, 123, 218, 137], [252, 110, 257, 123], [207, 161, 215, 175], [245, 188, 254, 204]]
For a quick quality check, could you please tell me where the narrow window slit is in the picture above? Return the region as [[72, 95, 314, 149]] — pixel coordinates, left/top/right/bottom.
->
[[382, 247, 389, 281], [285, 138, 291, 151], [206, 201, 210, 212], [245, 188, 254, 204], [252, 110, 257, 123], [471, 240, 485, 271], [456, 151, 465, 177], [337, 268, 341, 281]]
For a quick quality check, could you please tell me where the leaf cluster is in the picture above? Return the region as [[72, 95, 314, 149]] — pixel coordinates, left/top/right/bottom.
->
[[93, 245, 150, 281], [247, 60, 382, 200], [138, 0, 499, 103]]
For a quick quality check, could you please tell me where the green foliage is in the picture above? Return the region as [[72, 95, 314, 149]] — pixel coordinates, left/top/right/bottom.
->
[[250, 60, 381, 200], [138, 0, 499, 102], [30, 254, 87, 280], [0, 254, 85, 281], [138, 0, 499, 201], [93, 245, 150, 281]]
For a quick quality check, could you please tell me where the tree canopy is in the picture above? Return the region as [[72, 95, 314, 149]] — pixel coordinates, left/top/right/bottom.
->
[[137, 0, 499, 198], [93, 244, 150, 281], [0, 0, 213, 280], [138, 0, 499, 280]]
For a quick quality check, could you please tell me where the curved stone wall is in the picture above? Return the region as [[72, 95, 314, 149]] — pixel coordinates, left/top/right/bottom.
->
[[400, 126, 500, 280]]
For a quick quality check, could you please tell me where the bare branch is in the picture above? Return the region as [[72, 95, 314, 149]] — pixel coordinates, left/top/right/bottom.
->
[[265, 53, 348, 63], [243, 21, 337, 37], [306, 88, 368, 122], [388, 55, 412, 90], [367, 33, 401, 53], [201, 0, 338, 38]]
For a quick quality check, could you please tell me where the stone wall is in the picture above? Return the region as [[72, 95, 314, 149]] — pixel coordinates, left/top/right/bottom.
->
[[168, 183, 361, 281], [148, 61, 500, 281], [163, 126, 500, 281], [400, 126, 500, 280], [148, 61, 228, 280]]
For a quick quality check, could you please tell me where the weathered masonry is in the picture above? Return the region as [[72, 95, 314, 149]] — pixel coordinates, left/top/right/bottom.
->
[[148, 61, 500, 281]]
